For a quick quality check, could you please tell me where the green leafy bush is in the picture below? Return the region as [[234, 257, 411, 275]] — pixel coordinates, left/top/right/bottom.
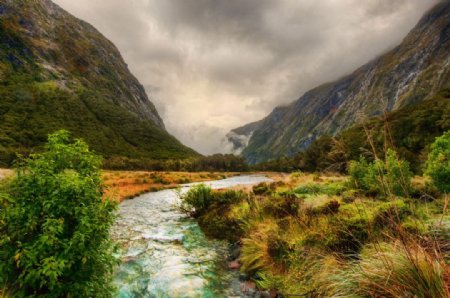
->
[[180, 184, 213, 217], [426, 131, 450, 193], [181, 184, 245, 215], [349, 149, 412, 197], [0, 130, 118, 296]]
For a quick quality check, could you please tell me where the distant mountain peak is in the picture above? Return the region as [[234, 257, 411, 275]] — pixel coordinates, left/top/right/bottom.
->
[[230, 0, 450, 164]]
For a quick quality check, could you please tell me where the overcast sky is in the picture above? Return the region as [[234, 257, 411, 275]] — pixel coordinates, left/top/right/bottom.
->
[[53, 0, 438, 154]]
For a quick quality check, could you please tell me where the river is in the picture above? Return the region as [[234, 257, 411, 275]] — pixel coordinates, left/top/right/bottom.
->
[[112, 175, 271, 298]]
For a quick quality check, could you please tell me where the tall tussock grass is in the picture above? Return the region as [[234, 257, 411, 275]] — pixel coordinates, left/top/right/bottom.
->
[[326, 241, 449, 297]]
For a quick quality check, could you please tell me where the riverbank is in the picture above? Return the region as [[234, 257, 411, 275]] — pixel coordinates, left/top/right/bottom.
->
[[180, 171, 449, 297]]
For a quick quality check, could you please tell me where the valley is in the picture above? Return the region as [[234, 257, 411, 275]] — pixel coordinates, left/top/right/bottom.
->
[[0, 1, 449, 297]]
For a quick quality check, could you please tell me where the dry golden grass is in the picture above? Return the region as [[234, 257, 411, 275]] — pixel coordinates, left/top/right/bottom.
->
[[0, 168, 241, 203], [102, 171, 239, 202], [0, 169, 13, 181]]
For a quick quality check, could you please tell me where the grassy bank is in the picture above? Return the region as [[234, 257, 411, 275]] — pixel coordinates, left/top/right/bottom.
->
[[182, 173, 449, 296], [180, 136, 450, 297]]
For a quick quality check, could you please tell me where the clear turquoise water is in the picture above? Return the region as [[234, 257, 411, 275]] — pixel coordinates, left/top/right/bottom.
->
[[111, 175, 271, 298]]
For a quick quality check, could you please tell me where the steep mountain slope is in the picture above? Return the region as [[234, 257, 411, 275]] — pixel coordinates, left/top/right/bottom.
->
[[226, 120, 263, 154], [0, 0, 197, 165], [232, 1, 450, 164]]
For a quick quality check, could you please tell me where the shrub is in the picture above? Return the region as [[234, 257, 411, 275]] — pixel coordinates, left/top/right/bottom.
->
[[0, 130, 117, 297], [240, 220, 288, 273], [212, 189, 246, 206], [327, 217, 370, 255], [196, 189, 246, 241], [349, 149, 412, 197], [342, 190, 357, 203], [252, 182, 275, 195], [198, 207, 243, 241], [180, 184, 213, 217], [181, 185, 245, 213], [373, 200, 412, 229], [425, 131, 450, 194], [262, 196, 302, 218], [151, 174, 170, 185], [321, 200, 341, 214]]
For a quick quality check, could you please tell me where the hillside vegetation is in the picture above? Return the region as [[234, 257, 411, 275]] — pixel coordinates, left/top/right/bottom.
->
[[0, 0, 197, 167]]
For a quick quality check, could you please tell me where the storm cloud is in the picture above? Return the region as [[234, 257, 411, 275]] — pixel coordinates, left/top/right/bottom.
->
[[53, 0, 438, 154]]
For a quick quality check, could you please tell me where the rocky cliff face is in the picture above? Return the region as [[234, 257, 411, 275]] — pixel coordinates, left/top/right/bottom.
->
[[0, 0, 197, 163], [231, 1, 450, 164]]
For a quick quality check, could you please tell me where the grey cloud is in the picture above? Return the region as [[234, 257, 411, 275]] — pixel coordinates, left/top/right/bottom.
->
[[53, 0, 438, 154]]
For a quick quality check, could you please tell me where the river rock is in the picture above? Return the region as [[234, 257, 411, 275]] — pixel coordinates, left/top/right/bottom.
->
[[241, 281, 257, 295], [228, 260, 241, 270]]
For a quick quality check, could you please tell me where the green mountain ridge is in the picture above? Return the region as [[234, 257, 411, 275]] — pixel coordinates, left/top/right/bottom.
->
[[256, 88, 450, 173], [0, 0, 198, 165], [230, 0, 450, 164]]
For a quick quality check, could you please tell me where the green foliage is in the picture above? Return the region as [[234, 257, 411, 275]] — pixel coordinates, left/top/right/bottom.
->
[[349, 149, 412, 197], [373, 200, 412, 229], [0, 130, 118, 297], [426, 131, 450, 193], [180, 184, 213, 217], [252, 182, 275, 195], [294, 182, 345, 197]]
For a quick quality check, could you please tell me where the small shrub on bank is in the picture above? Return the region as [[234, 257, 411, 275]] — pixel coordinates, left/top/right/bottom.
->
[[262, 196, 302, 218], [349, 149, 412, 197], [180, 184, 213, 217], [426, 131, 450, 194], [252, 182, 275, 195]]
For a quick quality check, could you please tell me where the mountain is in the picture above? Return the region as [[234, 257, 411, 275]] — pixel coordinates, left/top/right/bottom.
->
[[231, 1, 450, 164], [0, 0, 197, 165], [226, 120, 263, 154]]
